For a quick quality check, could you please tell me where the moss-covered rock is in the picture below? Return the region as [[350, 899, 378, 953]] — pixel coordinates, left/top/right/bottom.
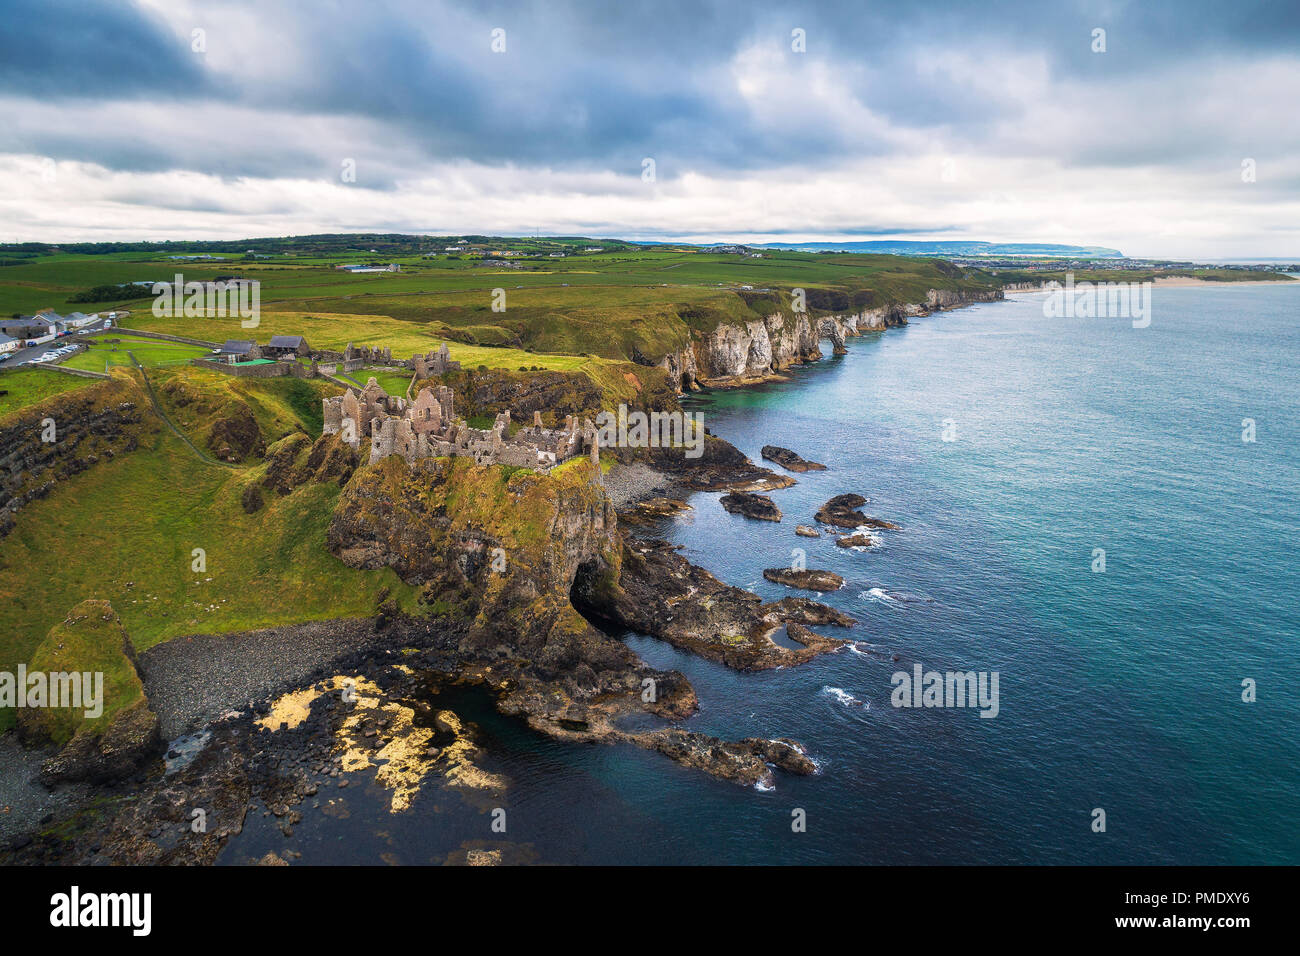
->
[[16, 600, 160, 784], [157, 374, 265, 463], [260, 431, 314, 495]]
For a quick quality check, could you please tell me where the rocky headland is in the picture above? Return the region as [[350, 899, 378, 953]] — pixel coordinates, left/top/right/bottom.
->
[[1, 280, 995, 861]]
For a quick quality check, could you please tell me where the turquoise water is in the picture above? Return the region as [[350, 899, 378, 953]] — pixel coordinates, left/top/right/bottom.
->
[[224, 283, 1300, 865]]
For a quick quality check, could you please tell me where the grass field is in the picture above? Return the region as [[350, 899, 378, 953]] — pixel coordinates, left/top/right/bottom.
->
[[123, 309, 607, 369], [149, 366, 335, 441], [62, 340, 212, 374], [358, 370, 417, 395], [0, 242, 1005, 367], [0, 366, 93, 417]]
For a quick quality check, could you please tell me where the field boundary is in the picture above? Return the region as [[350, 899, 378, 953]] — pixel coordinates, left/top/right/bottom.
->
[[34, 363, 110, 380], [113, 327, 221, 348]]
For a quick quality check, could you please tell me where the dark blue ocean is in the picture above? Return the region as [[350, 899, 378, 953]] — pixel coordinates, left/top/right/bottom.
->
[[223, 283, 1300, 865]]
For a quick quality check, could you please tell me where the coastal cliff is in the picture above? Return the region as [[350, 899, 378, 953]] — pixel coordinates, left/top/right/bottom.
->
[[658, 288, 1003, 390], [325, 453, 819, 787]]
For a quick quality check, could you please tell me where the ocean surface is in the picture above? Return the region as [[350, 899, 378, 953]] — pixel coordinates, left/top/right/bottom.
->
[[222, 282, 1300, 865]]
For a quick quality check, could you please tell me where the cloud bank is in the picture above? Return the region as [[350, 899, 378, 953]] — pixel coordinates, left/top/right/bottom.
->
[[1, 0, 1297, 257]]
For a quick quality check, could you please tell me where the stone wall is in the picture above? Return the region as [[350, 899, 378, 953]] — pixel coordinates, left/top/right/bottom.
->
[[114, 328, 220, 348], [36, 363, 110, 381], [189, 358, 305, 378]]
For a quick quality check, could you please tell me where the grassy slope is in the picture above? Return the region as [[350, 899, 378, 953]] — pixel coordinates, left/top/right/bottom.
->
[[150, 366, 333, 442], [0, 372, 419, 734]]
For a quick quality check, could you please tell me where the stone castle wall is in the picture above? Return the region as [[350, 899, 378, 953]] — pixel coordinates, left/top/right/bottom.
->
[[190, 358, 306, 378], [324, 376, 596, 473]]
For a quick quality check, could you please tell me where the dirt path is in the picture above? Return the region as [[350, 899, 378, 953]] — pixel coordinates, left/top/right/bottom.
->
[[128, 353, 238, 469]]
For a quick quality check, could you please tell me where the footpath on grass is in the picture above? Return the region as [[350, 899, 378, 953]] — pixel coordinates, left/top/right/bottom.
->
[[128, 352, 239, 469]]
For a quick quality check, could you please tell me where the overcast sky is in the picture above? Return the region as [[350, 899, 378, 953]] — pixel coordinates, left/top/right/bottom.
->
[[2, 0, 1298, 257]]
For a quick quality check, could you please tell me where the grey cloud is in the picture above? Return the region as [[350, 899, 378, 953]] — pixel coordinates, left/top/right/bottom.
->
[[0, 0, 208, 98], [6, 0, 1297, 180]]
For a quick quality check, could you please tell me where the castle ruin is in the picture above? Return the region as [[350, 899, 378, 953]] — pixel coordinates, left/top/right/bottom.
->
[[411, 342, 461, 377], [323, 377, 599, 472]]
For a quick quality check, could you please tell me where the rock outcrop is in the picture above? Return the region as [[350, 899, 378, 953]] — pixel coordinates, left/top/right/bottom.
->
[[17, 600, 161, 785], [763, 568, 844, 592], [586, 538, 853, 670], [618, 496, 692, 527], [815, 493, 900, 530], [645, 433, 794, 492], [258, 431, 358, 500], [326, 457, 833, 786], [326, 455, 824, 784], [761, 445, 827, 472], [720, 491, 782, 522], [632, 730, 816, 789]]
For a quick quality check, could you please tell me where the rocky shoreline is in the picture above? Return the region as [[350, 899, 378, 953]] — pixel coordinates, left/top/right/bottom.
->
[[2, 603, 826, 863], [1, 287, 978, 863], [140, 616, 436, 741], [1, 616, 462, 863]]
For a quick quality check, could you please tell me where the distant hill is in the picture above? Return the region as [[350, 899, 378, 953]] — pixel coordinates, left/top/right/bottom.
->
[[752, 240, 1124, 258]]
